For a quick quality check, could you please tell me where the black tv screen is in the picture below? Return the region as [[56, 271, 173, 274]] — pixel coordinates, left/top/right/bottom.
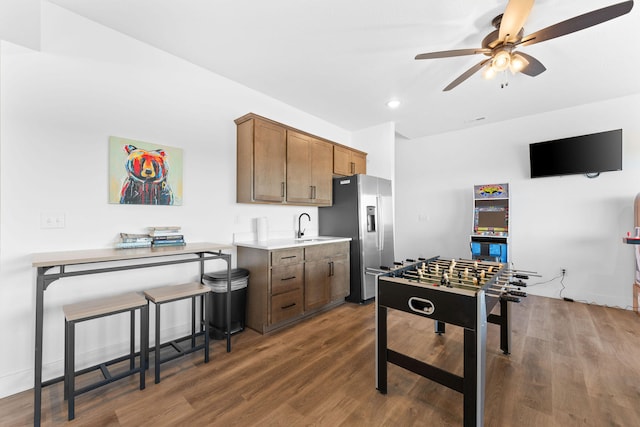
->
[[529, 129, 622, 178]]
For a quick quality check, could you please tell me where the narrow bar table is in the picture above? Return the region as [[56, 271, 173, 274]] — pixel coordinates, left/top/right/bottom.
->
[[31, 242, 233, 426]]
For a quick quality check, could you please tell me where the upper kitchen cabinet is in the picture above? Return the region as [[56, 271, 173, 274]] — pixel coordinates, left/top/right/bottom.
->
[[333, 145, 367, 176], [236, 115, 287, 203], [286, 131, 332, 206], [236, 113, 365, 206]]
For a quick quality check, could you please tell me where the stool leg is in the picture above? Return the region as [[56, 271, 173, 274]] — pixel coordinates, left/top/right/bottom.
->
[[199, 295, 205, 333], [155, 303, 161, 384], [67, 320, 76, 421], [130, 310, 135, 371], [191, 297, 196, 348], [204, 293, 210, 363], [145, 301, 150, 370], [64, 319, 68, 401], [140, 305, 148, 390]]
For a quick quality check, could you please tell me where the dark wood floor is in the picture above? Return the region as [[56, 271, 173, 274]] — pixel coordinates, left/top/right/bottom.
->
[[2, 295, 640, 426]]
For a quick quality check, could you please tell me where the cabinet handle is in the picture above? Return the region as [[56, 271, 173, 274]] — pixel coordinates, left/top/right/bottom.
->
[[313, 186, 316, 199], [281, 255, 297, 260], [351, 162, 355, 174], [329, 261, 334, 277], [281, 276, 297, 281], [310, 185, 314, 199], [281, 182, 285, 198], [281, 302, 297, 310]]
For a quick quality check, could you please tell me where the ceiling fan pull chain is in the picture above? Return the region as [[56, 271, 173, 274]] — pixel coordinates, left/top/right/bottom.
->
[[500, 71, 509, 89]]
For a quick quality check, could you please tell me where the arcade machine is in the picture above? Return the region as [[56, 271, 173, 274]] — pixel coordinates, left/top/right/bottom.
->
[[471, 183, 509, 263]]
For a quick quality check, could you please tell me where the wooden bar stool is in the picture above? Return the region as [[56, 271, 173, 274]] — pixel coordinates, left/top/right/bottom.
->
[[63, 292, 148, 421], [143, 282, 211, 383]]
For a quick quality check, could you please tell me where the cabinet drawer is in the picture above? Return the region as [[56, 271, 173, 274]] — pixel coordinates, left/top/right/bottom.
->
[[271, 264, 303, 295], [271, 248, 304, 266], [305, 242, 349, 261], [271, 289, 303, 324]]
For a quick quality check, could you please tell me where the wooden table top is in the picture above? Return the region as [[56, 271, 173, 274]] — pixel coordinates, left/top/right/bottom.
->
[[32, 242, 233, 268]]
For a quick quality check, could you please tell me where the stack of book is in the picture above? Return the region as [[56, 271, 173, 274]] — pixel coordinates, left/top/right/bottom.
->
[[149, 226, 186, 247], [116, 233, 153, 249]]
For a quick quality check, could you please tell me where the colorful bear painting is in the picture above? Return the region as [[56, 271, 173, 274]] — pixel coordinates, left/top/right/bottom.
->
[[119, 144, 174, 205], [109, 137, 183, 205]]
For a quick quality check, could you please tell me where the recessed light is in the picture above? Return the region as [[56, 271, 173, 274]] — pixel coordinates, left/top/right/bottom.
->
[[386, 99, 401, 109]]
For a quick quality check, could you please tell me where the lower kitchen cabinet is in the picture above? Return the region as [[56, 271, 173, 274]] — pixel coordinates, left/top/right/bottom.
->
[[304, 259, 330, 311], [329, 253, 349, 301], [237, 241, 350, 334]]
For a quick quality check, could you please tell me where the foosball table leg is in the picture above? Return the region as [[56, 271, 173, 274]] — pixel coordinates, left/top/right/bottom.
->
[[376, 305, 388, 394], [499, 298, 511, 355]]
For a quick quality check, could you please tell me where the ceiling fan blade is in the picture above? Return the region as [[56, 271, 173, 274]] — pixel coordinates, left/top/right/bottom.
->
[[519, 0, 634, 48], [443, 58, 491, 91], [499, 0, 535, 43], [515, 52, 546, 76], [415, 48, 491, 60]]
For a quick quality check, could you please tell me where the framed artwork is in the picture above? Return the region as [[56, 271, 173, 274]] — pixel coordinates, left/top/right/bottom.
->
[[108, 136, 183, 205]]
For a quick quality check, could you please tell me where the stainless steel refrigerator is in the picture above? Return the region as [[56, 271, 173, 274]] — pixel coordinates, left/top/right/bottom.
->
[[319, 174, 394, 303]]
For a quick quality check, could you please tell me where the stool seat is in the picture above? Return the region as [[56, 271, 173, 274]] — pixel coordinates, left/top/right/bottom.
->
[[144, 282, 210, 304], [64, 292, 147, 321]]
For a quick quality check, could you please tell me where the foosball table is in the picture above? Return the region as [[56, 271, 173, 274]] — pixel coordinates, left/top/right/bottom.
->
[[375, 256, 529, 427]]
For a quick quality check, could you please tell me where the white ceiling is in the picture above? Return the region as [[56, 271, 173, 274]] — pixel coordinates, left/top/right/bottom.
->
[[48, 0, 640, 139]]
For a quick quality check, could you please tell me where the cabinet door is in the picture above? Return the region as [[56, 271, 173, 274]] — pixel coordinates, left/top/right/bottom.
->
[[254, 119, 287, 202], [352, 151, 367, 175], [333, 145, 352, 176], [330, 255, 350, 301], [310, 139, 333, 206], [287, 132, 333, 206], [304, 260, 331, 311], [286, 131, 313, 204]]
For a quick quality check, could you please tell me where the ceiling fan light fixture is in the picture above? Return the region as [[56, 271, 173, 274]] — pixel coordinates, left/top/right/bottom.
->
[[510, 53, 529, 73], [491, 49, 511, 72], [483, 65, 497, 80]]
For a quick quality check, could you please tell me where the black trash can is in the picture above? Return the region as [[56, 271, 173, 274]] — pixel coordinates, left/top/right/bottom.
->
[[203, 268, 249, 340]]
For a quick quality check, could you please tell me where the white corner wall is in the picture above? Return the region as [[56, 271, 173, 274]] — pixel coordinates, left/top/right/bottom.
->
[[0, 3, 369, 398], [351, 121, 395, 181], [395, 94, 640, 309]]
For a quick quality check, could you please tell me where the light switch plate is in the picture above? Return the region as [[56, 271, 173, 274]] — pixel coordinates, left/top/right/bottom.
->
[[40, 212, 65, 229]]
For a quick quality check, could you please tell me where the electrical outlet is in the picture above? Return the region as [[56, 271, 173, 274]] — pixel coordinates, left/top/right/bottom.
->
[[40, 212, 65, 229]]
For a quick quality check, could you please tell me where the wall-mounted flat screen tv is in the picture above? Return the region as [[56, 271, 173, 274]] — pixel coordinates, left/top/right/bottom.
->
[[529, 129, 622, 178]]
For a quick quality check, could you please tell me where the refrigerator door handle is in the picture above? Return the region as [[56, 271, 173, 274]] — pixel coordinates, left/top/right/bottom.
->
[[377, 195, 384, 251]]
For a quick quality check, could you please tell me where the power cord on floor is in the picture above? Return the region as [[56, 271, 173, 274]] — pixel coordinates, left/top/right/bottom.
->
[[559, 269, 567, 300], [525, 273, 563, 288]]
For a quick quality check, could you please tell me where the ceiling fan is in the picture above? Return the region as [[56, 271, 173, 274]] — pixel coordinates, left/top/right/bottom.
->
[[415, 0, 634, 91]]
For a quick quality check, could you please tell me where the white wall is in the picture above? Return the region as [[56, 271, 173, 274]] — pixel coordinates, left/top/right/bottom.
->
[[0, 3, 386, 398], [395, 94, 640, 309], [0, 0, 40, 50], [352, 121, 395, 181]]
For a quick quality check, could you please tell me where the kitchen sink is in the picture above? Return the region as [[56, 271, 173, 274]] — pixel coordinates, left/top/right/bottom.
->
[[294, 236, 335, 243]]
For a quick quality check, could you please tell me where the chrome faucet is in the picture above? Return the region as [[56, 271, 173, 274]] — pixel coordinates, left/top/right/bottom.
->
[[297, 212, 311, 238]]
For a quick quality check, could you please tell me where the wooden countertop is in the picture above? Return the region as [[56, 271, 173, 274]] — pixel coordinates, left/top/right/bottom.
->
[[32, 242, 233, 267]]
